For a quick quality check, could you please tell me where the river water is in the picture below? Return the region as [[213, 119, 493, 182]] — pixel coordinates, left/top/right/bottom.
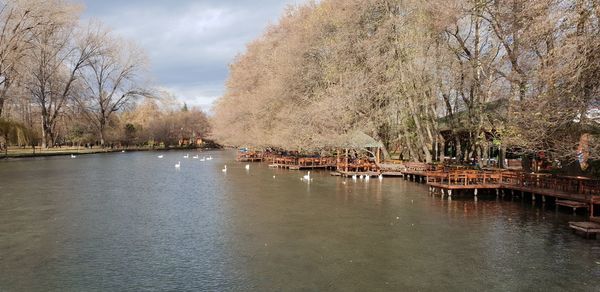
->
[[0, 150, 599, 291]]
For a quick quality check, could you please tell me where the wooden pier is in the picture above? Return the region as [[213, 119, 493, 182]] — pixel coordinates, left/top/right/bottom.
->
[[379, 161, 405, 177], [556, 200, 589, 214], [333, 170, 380, 178], [269, 156, 336, 170], [569, 221, 600, 239], [568, 196, 600, 238], [236, 151, 264, 162]]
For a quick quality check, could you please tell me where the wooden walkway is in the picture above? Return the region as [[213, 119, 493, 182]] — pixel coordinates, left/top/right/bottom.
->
[[270, 163, 335, 170], [237, 151, 264, 162], [569, 221, 600, 239], [269, 156, 336, 170], [422, 169, 599, 204], [238, 157, 263, 162], [333, 170, 380, 178]]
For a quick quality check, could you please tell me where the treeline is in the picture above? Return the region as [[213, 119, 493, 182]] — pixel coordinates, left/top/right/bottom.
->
[[212, 0, 600, 166], [0, 0, 210, 148]]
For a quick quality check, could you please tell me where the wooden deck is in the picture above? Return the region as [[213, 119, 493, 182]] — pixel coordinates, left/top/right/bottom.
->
[[568, 221, 600, 239], [335, 170, 381, 178], [289, 164, 335, 170], [428, 182, 501, 190], [269, 156, 336, 170], [556, 200, 589, 214], [381, 171, 404, 177], [237, 157, 263, 162], [236, 151, 264, 162], [423, 170, 600, 204]]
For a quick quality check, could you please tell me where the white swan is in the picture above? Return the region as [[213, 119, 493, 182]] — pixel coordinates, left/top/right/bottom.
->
[[352, 174, 357, 181], [183, 154, 189, 159], [378, 174, 383, 181], [70, 154, 77, 158], [175, 161, 181, 168], [207, 156, 213, 161], [157, 155, 164, 159], [303, 171, 311, 181], [200, 156, 206, 161], [193, 155, 199, 159], [365, 175, 370, 181], [222, 165, 227, 172], [245, 164, 250, 170], [121, 150, 125, 153]]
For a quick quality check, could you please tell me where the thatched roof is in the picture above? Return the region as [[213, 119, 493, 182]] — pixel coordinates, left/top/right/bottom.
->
[[331, 130, 383, 149]]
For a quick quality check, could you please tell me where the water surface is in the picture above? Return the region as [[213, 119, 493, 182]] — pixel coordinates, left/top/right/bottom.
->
[[1, 151, 599, 291]]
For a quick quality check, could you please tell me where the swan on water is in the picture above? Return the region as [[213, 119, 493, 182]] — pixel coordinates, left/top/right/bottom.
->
[[121, 150, 125, 153], [303, 171, 311, 181], [245, 164, 250, 170], [175, 161, 181, 168], [157, 155, 164, 159], [352, 175, 357, 181], [222, 165, 227, 172], [183, 154, 189, 159], [200, 156, 206, 161], [378, 174, 383, 181], [193, 155, 199, 159], [70, 154, 77, 158], [365, 175, 370, 181]]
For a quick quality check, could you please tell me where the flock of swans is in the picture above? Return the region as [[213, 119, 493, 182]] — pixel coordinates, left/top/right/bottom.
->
[[164, 154, 214, 169], [72, 151, 385, 184], [165, 153, 384, 184]]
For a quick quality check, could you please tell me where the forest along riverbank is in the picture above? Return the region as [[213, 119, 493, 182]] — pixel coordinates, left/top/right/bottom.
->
[[0, 146, 220, 159]]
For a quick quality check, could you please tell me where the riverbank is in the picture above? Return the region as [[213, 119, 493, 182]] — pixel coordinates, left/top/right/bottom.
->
[[0, 146, 219, 159]]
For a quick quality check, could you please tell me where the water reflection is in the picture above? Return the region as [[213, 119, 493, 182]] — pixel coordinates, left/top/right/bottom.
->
[[1, 151, 599, 291]]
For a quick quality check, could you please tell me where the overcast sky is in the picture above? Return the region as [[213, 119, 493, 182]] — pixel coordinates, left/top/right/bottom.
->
[[81, 0, 303, 110]]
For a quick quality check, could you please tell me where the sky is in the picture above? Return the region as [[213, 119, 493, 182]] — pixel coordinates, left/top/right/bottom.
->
[[81, 0, 304, 110]]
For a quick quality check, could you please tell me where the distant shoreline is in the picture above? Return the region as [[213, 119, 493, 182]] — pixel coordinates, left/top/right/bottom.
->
[[0, 147, 221, 160]]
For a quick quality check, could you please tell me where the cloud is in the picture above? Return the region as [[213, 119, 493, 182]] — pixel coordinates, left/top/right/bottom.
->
[[81, 0, 304, 110]]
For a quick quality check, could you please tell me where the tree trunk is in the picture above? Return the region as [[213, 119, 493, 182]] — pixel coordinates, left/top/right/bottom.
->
[[455, 136, 462, 161], [406, 96, 432, 163], [498, 146, 505, 168], [99, 117, 107, 147], [403, 133, 418, 162], [438, 135, 445, 162], [41, 117, 50, 149]]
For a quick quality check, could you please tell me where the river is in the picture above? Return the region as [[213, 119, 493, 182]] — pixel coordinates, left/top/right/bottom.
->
[[1, 150, 599, 291]]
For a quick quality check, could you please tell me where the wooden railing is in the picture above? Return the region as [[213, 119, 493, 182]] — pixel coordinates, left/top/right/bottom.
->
[[237, 151, 264, 160], [426, 170, 600, 201], [426, 170, 502, 186], [272, 156, 335, 166], [298, 157, 335, 166], [337, 159, 379, 172], [503, 172, 600, 198]]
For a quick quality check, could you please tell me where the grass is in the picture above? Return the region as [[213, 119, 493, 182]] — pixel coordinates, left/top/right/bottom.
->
[[0, 145, 179, 158]]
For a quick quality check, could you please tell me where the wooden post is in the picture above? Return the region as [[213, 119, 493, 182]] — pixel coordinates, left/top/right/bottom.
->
[[345, 148, 348, 173]]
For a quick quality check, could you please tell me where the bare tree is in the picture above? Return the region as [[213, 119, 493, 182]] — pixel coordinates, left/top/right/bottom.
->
[[76, 26, 149, 146], [25, 5, 103, 148], [0, 0, 51, 117]]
